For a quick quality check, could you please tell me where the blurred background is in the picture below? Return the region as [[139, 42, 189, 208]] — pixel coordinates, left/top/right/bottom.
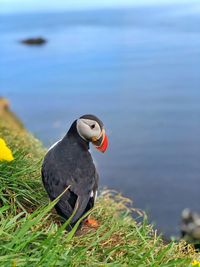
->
[[1, 0, 200, 237]]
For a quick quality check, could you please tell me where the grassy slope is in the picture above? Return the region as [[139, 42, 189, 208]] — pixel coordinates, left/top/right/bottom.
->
[[0, 102, 198, 266]]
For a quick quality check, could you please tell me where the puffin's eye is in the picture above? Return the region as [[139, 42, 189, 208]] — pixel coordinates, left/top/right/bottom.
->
[[90, 124, 95, 129]]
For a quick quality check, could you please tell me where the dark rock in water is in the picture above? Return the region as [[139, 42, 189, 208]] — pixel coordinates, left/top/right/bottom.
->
[[181, 208, 200, 249], [21, 37, 47, 45]]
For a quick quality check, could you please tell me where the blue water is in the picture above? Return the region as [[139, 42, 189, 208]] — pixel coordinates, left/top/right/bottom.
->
[[1, 4, 200, 236]]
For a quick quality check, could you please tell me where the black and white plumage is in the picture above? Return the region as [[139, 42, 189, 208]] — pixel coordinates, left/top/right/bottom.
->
[[41, 114, 108, 228]]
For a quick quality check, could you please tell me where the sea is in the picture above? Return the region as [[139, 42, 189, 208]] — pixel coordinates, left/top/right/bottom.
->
[[1, 2, 200, 236]]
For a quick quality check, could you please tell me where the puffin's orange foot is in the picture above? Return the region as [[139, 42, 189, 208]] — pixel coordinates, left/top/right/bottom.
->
[[84, 218, 99, 228]]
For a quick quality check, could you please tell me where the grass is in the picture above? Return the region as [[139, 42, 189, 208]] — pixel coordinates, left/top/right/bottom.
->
[[0, 103, 199, 266]]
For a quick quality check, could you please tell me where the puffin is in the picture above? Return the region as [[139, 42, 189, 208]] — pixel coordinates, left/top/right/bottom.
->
[[180, 209, 200, 249], [41, 114, 108, 228]]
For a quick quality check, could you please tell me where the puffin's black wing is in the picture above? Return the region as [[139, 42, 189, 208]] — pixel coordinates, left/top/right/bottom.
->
[[85, 170, 99, 213], [42, 144, 98, 225]]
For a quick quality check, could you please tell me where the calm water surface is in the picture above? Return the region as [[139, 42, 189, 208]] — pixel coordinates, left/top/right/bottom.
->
[[1, 4, 200, 236]]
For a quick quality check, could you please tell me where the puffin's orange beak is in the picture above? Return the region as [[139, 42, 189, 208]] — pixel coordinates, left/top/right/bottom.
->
[[96, 132, 108, 153], [92, 130, 108, 153]]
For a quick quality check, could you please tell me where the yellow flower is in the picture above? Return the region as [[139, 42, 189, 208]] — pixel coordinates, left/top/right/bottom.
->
[[192, 260, 200, 266], [0, 138, 14, 161]]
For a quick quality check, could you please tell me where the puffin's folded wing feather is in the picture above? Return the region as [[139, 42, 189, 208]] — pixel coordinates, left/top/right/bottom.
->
[[70, 194, 91, 223], [93, 170, 99, 201]]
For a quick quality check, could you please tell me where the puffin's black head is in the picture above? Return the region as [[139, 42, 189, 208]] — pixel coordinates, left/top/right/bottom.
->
[[76, 114, 108, 153]]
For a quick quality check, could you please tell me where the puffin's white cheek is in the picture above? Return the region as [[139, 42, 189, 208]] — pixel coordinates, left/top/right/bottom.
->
[[83, 128, 93, 139], [77, 120, 92, 139], [91, 125, 101, 139], [76, 119, 102, 140]]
